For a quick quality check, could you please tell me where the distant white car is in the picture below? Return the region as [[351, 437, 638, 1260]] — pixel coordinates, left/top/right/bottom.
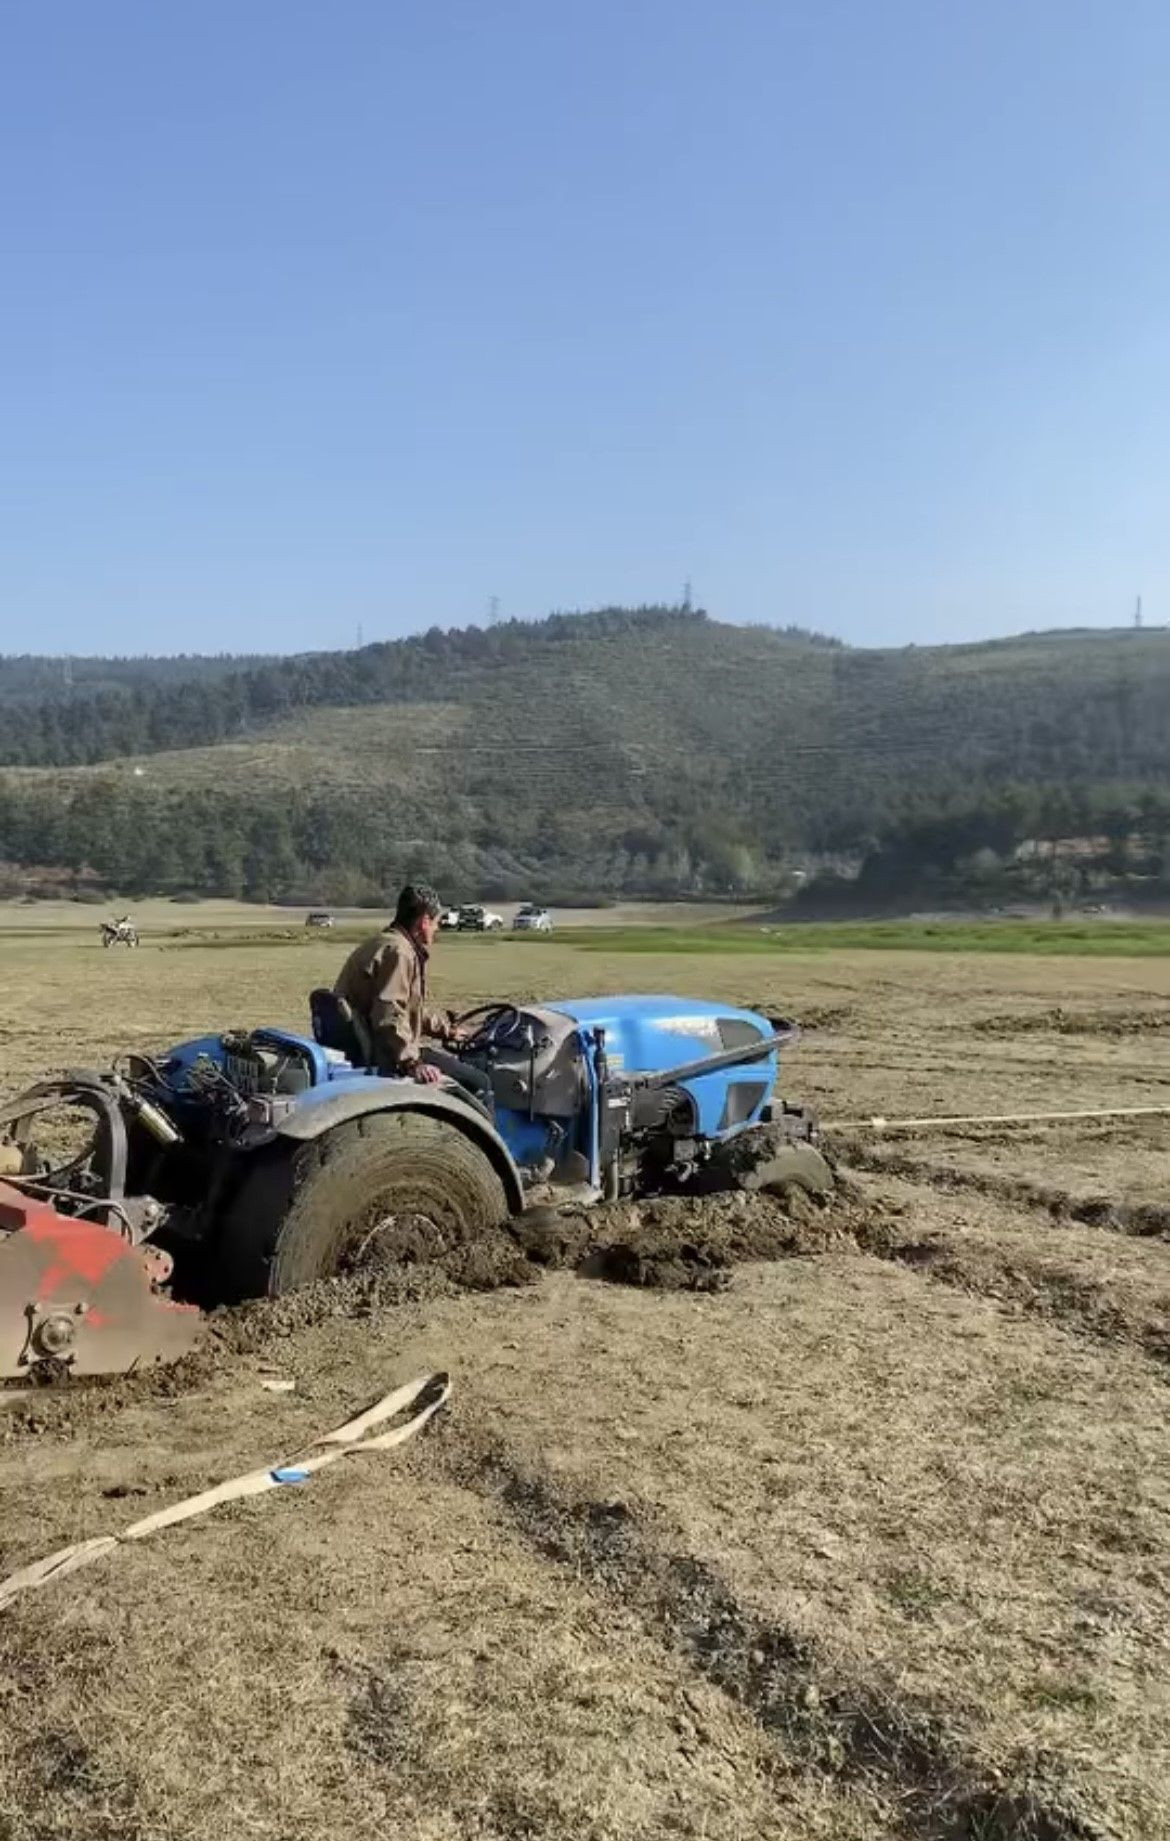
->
[[512, 903, 552, 933], [439, 907, 461, 930], [456, 904, 504, 932]]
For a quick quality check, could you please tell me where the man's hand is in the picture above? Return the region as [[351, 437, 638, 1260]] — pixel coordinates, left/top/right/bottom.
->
[[413, 1063, 443, 1085]]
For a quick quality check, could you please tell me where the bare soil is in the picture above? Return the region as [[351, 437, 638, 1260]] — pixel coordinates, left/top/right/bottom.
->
[[2, 924, 1169, 1838]]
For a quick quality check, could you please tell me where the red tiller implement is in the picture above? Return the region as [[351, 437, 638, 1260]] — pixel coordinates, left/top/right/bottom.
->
[[0, 1181, 201, 1379]]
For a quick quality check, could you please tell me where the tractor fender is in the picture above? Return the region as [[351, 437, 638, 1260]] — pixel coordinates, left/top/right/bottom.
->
[[273, 1080, 525, 1216]]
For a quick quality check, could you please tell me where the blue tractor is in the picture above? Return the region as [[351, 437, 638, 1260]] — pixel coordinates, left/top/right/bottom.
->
[[0, 991, 829, 1374]]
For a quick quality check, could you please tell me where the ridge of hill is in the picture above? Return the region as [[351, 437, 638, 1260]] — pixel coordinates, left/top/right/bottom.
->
[[0, 607, 1167, 906]]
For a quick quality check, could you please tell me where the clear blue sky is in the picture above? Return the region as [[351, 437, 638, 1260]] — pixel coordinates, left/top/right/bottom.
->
[[2, 0, 1168, 654]]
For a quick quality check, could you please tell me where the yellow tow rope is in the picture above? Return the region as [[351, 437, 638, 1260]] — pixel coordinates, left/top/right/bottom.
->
[[824, 1104, 1170, 1133]]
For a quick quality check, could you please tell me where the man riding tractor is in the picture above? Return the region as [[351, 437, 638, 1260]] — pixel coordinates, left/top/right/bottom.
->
[[332, 884, 494, 1113]]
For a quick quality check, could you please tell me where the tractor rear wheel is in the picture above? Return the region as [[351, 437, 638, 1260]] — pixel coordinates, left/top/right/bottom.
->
[[215, 1111, 509, 1301]]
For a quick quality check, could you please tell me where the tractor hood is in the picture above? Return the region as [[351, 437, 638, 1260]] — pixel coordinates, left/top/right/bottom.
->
[[549, 996, 782, 1138], [549, 995, 777, 1077]]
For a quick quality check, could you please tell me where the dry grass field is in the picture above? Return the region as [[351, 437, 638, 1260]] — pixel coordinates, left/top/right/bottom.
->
[[1, 912, 1168, 1840]]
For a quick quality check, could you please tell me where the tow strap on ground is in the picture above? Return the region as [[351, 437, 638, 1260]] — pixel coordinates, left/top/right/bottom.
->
[[824, 1104, 1170, 1132], [0, 1369, 450, 1614]]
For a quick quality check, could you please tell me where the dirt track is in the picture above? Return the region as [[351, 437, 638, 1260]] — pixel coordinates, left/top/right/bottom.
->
[[2, 927, 1169, 1838]]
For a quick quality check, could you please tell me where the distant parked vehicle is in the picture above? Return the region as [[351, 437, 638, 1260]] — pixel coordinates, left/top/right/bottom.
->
[[457, 904, 504, 932], [439, 907, 461, 930], [100, 916, 139, 949], [305, 911, 335, 930], [512, 904, 552, 933]]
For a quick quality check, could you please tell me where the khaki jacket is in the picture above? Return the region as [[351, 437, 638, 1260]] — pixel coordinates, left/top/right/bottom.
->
[[333, 926, 449, 1072]]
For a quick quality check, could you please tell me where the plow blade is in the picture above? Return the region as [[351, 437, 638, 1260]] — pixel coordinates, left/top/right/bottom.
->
[[0, 1182, 202, 1379]]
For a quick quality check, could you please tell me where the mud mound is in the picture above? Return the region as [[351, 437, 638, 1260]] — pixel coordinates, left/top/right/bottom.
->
[[532, 1184, 895, 1291], [582, 1232, 732, 1292], [515, 1188, 861, 1290], [972, 1005, 1170, 1038], [211, 1225, 537, 1354]]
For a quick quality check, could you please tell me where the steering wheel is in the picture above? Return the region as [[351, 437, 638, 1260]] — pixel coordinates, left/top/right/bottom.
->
[[452, 1002, 522, 1053]]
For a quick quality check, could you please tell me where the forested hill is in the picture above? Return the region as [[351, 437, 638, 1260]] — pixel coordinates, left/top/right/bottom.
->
[[0, 606, 1167, 905], [0, 651, 272, 708]]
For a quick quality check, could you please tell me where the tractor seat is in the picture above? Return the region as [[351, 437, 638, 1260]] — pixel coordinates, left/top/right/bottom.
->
[[309, 989, 374, 1068]]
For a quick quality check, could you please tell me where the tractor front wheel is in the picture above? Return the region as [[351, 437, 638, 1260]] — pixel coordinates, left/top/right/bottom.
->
[[215, 1111, 509, 1301], [708, 1126, 835, 1200]]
